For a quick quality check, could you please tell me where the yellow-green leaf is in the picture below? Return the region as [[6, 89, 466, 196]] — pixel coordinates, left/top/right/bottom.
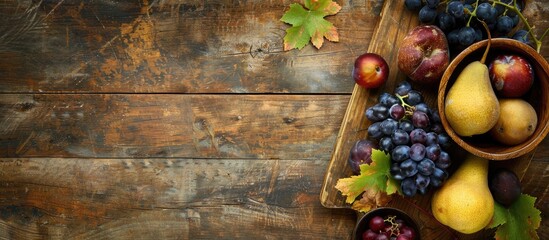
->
[[335, 149, 394, 210], [280, 0, 341, 50], [488, 194, 541, 240]]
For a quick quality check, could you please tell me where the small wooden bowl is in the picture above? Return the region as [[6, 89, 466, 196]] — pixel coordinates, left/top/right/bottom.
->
[[353, 207, 420, 240], [438, 38, 549, 160]]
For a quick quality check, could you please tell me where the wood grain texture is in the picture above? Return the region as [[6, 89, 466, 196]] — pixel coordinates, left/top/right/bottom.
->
[[0, 0, 548, 239], [0, 0, 382, 93], [0, 158, 356, 239], [0, 94, 348, 159]]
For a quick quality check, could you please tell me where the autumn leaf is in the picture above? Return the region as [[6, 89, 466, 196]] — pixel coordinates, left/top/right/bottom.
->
[[280, 0, 341, 51], [351, 187, 392, 213], [487, 194, 541, 240], [335, 149, 398, 212]]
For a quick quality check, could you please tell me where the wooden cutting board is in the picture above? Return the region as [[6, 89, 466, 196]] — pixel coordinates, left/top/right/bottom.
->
[[319, 1, 533, 239]]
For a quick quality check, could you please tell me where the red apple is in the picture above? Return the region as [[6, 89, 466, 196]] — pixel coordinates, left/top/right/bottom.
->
[[397, 25, 449, 85], [488, 54, 534, 97], [352, 53, 389, 89]]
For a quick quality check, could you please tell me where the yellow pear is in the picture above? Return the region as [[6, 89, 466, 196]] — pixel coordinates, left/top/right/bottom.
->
[[490, 98, 537, 145], [444, 26, 500, 137], [444, 60, 500, 137], [431, 154, 494, 234]]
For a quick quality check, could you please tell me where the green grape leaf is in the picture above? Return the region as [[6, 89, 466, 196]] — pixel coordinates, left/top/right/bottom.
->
[[487, 194, 541, 240], [335, 149, 398, 212], [280, 0, 341, 51]]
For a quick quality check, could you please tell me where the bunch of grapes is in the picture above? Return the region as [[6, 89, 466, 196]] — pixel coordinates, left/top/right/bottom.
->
[[404, 0, 527, 52], [365, 81, 452, 197], [361, 215, 417, 240]]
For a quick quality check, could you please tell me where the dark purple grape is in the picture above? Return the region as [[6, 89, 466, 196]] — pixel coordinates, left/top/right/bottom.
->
[[496, 15, 514, 34], [417, 159, 435, 175], [415, 174, 430, 189], [389, 104, 405, 120], [414, 103, 429, 113], [430, 123, 444, 134], [425, 144, 441, 160], [430, 110, 441, 123], [369, 216, 386, 232], [368, 122, 384, 139], [394, 81, 412, 96], [348, 140, 377, 174], [390, 163, 405, 180], [392, 129, 410, 145], [512, 29, 530, 44], [366, 104, 389, 122], [436, 12, 455, 32], [412, 111, 430, 128], [399, 120, 414, 133], [380, 118, 398, 135], [447, 1, 464, 18], [511, 15, 520, 27], [447, 29, 459, 45], [404, 0, 422, 11], [378, 92, 400, 107], [362, 229, 378, 240], [379, 137, 394, 153], [476, 3, 497, 23], [410, 128, 427, 144], [400, 159, 418, 177], [401, 177, 418, 197], [432, 167, 448, 180], [435, 151, 451, 169], [458, 26, 476, 46], [437, 133, 451, 149], [409, 143, 426, 161], [425, 132, 438, 145], [430, 168, 448, 187], [391, 145, 410, 162], [474, 28, 483, 42], [405, 90, 423, 105], [419, 5, 438, 23]]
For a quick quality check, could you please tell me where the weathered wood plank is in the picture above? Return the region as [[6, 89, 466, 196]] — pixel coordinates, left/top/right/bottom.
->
[[0, 94, 349, 159], [0, 0, 383, 93], [0, 158, 356, 239]]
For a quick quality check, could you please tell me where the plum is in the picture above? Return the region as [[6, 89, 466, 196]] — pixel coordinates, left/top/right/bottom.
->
[[489, 168, 522, 207], [348, 140, 378, 174]]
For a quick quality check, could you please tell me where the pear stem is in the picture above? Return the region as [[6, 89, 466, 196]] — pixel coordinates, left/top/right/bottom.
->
[[480, 21, 490, 65]]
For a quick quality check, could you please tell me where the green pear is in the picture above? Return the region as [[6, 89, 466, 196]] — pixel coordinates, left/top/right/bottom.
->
[[431, 154, 494, 234]]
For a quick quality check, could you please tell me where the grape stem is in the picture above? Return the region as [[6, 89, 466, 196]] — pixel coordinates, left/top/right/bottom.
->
[[395, 94, 415, 116], [489, 0, 548, 53]]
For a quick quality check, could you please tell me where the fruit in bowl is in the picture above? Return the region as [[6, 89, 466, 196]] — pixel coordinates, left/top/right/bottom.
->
[[438, 38, 549, 160], [490, 98, 537, 146], [489, 54, 534, 97], [353, 207, 419, 240]]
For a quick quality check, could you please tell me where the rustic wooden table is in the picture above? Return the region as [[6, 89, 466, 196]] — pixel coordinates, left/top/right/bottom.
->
[[0, 1, 547, 239]]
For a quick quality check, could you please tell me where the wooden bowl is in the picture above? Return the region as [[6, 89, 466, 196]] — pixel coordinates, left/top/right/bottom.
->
[[352, 207, 420, 240], [438, 38, 549, 160]]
